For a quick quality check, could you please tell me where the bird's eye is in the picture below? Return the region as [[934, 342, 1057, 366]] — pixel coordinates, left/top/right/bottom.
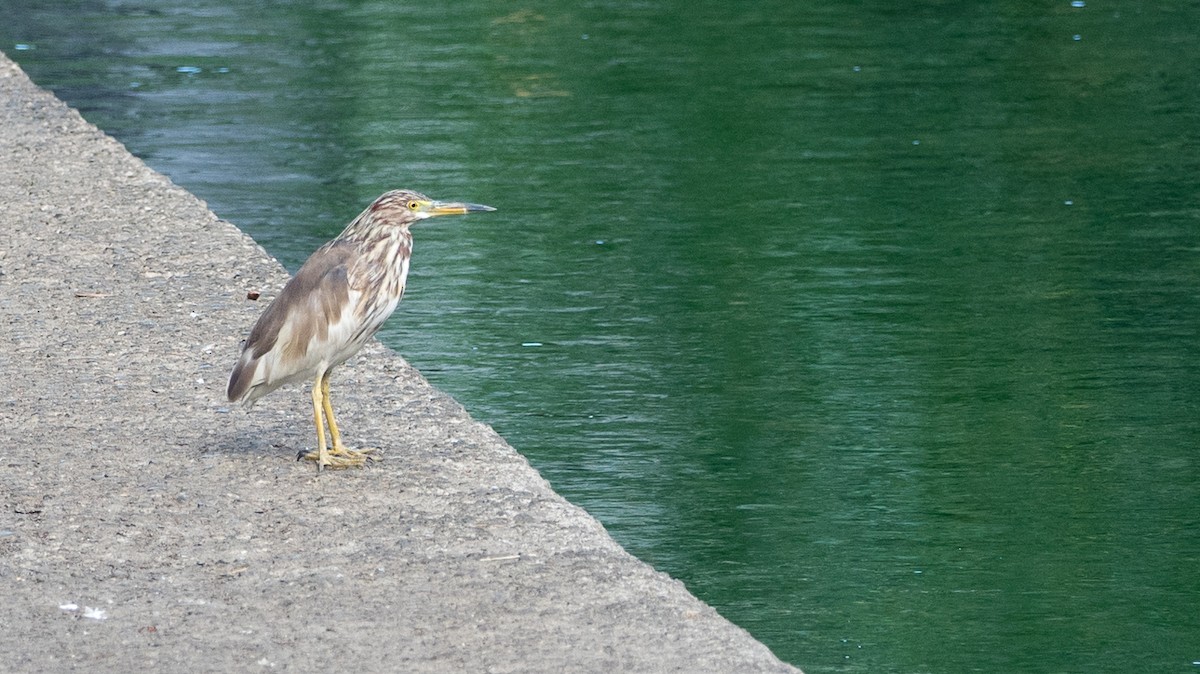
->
[[407, 200, 421, 210]]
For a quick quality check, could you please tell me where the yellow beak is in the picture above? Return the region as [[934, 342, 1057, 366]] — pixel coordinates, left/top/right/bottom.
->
[[427, 200, 496, 217]]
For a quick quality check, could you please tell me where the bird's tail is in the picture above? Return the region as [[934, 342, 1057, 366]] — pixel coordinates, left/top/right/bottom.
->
[[227, 347, 261, 407]]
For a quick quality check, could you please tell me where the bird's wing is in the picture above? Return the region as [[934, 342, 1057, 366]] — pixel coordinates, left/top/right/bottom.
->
[[227, 240, 359, 404]]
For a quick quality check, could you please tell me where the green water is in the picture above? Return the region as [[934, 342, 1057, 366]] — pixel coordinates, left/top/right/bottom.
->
[[5, 2, 1199, 670]]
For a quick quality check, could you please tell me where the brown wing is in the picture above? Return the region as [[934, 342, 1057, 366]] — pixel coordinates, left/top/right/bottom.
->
[[227, 240, 357, 404]]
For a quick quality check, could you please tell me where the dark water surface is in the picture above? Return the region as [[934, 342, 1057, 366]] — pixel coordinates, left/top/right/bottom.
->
[[5, 2, 1200, 670]]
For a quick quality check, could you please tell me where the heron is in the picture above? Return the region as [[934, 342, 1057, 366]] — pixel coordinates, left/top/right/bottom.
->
[[227, 189, 495, 469]]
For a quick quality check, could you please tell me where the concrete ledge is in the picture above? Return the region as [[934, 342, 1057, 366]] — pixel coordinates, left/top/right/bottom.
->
[[0, 52, 800, 672]]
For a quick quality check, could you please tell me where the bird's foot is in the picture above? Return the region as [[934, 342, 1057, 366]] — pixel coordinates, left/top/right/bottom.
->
[[297, 445, 381, 470]]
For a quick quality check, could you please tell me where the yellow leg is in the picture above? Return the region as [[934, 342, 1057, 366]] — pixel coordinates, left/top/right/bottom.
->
[[298, 370, 378, 469], [321, 372, 344, 452], [306, 374, 331, 469]]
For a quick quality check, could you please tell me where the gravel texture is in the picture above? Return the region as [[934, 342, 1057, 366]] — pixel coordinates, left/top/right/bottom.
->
[[0, 52, 800, 673]]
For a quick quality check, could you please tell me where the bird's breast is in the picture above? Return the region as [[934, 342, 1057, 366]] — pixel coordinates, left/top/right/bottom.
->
[[347, 231, 412, 328]]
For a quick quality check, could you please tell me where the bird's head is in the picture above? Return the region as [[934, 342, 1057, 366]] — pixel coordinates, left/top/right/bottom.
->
[[340, 189, 494, 241], [368, 189, 495, 225]]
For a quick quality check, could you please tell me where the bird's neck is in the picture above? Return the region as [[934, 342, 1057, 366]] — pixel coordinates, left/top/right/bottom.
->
[[348, 227, 413, 299]]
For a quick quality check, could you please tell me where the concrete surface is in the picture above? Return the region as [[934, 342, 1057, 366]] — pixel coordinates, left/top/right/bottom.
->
[[0, 52, 801, 673]]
